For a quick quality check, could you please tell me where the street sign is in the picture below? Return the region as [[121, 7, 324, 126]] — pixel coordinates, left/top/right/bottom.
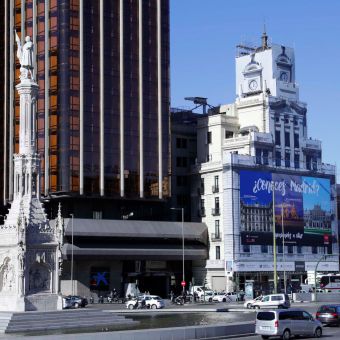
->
[[181, 280, 186, 287]]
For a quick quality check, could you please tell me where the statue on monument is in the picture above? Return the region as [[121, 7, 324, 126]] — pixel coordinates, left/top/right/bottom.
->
[[15, 30, 34, 80]]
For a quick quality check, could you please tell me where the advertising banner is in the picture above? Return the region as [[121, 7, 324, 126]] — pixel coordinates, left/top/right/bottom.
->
[[240, 170, 332, 247]]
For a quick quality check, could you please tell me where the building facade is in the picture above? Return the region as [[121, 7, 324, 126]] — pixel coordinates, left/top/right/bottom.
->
[[193, 33, 338, 293], [170, 108, 201, 222], [1, 0, 170, 214]]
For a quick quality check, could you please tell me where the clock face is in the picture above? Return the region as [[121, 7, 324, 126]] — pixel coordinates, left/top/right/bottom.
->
[[248, 79, 258, 91], [280, 71, 289, 82]]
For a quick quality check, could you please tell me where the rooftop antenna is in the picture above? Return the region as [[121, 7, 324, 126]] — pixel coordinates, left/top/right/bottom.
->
[[261, 21, 268, 50]]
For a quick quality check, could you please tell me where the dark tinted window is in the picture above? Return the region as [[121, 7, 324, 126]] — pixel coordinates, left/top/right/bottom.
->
[[271, 295, 283, 301], [291, 311, 304, 320], [257, 312, 275, 321], [279, 311, 291, 320], [318, 306, 337, 313], [302, 312, 312, 320], [330, 276, 340, 283]]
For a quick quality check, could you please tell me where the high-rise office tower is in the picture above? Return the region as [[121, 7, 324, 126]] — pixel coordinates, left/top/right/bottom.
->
[[1, 0, 170, 215]]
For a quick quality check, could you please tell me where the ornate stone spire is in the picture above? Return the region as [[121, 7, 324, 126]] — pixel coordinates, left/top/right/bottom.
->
[[0, 33, 62, 311]]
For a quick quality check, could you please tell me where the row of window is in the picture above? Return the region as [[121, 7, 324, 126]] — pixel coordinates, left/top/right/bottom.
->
[[256, 149, 300, 168], [243, 244, 332, 254], [200, 197, 220, 216], [275, 130, 300, 148], [176, 157, 195, 168], [275, 116, 299, 126], [200, 176, 219, 194], [256, 149, 318, 170]]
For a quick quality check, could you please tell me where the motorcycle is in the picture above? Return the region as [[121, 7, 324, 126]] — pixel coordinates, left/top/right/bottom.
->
[[174, 296, 184, 305]]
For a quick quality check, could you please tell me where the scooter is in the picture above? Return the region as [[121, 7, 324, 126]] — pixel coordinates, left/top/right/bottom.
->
[[174, 296, 184, 305]]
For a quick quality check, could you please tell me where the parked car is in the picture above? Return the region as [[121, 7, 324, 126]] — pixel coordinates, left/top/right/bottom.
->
[[226, 292, 239, 302], [255, 309, 322, 339], [316, 304, 340, 325], [63, 295, 88, 309], [243, 296, 262, 309], [190, 286, 214, 300], [252, 294, 290, 309], [125, 295, 165, 309], [199, 291, 214, 302], [212, 293, 232, 303]]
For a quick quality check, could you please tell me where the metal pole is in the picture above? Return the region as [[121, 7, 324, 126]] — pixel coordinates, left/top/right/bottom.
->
[[314, 255, 326, 303], [182, 208, 185, 293], [272, 187, 277, 293], [70, 214, 74, 295], [171, 207, 185, 292], [282, 203, 286, 294]]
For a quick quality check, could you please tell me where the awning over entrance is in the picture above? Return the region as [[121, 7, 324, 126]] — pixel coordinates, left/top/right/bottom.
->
[[58, 219, 208, 260], [61, 219, 207, 244], [63, 243, 207, 260]]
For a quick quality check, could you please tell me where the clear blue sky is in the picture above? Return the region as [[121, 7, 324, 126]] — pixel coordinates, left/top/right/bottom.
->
[[170, 0, 340, 174]]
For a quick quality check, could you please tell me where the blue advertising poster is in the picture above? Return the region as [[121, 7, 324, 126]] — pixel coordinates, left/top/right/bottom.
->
[[240, 170, 332, 246]]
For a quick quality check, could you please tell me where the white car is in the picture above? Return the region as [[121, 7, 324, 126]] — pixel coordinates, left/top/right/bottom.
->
[[225, 292, 239, 302], [252, 294, 291, 309], [212, 293, 232, 303], [200, 291, 214, 302], [125, 295, 165, 309], [244, 296, 262, 309], [256, 309, 322, 339]]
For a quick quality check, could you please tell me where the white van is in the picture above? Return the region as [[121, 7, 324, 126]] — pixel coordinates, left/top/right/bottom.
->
[[256, 309, 322, 339], [252, 294, 290, 309], [190, 286, 214, 300]]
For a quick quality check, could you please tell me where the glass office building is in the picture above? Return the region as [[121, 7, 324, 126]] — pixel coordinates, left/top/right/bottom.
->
[[1, 0, 170, 212]]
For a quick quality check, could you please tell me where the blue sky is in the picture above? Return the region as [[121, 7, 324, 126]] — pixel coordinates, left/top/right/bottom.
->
[[170, 0, 340, 174]]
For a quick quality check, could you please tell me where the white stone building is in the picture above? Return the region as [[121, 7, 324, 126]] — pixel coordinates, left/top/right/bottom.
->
[[192, 33, 338, 293]]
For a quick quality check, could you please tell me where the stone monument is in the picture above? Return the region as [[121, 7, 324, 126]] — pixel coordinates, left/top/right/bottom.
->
[[0, 33, 63, 311]]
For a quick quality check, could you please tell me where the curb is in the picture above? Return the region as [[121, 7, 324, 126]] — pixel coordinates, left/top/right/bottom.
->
[[209, 333, 256, 339]]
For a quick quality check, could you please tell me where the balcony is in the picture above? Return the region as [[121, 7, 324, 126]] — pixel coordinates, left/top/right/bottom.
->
[[251, 131, 274, 145], [199, 208, 206, 217], [212, 208, 220, 216], [302, 138, 322, 151], [211, 233, 221, 241], [197, 187, 204, 196], [212, 185, 219, 193]]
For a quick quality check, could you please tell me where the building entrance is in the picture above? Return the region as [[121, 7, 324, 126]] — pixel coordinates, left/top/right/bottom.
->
[[137, 275, 170, 298]]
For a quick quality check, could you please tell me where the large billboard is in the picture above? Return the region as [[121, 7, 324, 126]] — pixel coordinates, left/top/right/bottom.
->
[[240, 170, 332, 247]]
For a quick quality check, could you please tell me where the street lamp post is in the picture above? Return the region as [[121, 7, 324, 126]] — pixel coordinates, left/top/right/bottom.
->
[[282, 204, 287, 294], [272, 189, 277, 294], [171, 207, 185, 293], [70, 213, 74, 296]]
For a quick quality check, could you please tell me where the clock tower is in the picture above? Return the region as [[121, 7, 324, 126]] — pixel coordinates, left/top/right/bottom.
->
[[236, 36, 299, 101]]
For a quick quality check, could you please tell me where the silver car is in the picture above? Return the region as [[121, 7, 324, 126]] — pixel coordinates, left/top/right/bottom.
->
[[255, 309, 322, 339]]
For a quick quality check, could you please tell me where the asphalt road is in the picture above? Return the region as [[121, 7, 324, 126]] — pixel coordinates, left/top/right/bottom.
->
[[232, 325, 340, 339], [3, 301, 339, 339]]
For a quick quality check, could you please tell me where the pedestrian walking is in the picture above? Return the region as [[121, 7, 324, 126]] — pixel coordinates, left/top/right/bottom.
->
[[170, 290, 175, 303]]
